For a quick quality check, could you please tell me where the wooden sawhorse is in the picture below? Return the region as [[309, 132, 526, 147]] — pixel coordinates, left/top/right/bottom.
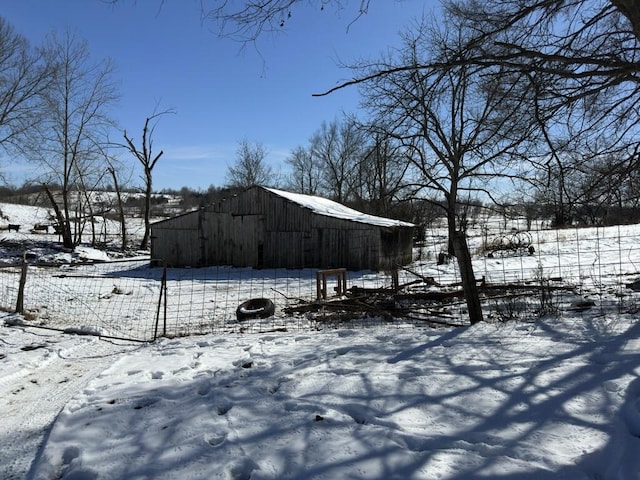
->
[[316, 268, 348, 300]]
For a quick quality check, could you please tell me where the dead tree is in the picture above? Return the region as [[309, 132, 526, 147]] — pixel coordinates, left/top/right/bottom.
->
[[123, 110, 173, 250]]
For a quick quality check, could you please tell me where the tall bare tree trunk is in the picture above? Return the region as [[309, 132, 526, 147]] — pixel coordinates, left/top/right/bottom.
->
[[123, 111, 171, 251], [79, 187, 97, 247], [109, 167, 127, 252], [452, 231, 484, 325], [446, 189, 484, 325], [43, 184, 73, 249], [141, 169, 152, 250]]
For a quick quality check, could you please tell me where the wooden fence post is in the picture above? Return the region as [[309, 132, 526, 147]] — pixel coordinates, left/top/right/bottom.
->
[[153, 263, 168, 341], [15, 254, 28, 314]]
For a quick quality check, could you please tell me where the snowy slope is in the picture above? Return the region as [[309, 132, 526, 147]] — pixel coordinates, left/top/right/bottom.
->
[[0, 202, 55, 230]]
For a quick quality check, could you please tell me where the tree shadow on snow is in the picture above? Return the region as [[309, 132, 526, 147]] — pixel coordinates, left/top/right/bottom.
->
[[384, 319, 640, 479], [23, 319, 640, 479]]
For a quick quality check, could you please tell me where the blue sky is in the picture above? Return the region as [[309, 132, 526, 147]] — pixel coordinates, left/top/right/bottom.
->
[[2, 0, 436, 191]]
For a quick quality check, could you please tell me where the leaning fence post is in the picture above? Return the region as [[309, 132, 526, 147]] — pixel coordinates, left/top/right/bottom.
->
[[153, 262, 168, 341], [15, 253, 28, 314]]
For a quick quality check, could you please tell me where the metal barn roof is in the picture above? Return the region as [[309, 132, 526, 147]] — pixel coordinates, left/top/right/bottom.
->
[[264, 187, 414, 228]]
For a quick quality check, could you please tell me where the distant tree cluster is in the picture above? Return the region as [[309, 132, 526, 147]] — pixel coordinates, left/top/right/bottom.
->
[[225, 139, 272, 189], [282, 117, 414, 222]]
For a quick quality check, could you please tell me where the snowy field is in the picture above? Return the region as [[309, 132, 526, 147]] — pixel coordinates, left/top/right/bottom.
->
[[1, 201, 640, 478]]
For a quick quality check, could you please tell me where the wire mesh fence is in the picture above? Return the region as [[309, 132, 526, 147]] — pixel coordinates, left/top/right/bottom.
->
[[2, 221, 640, 341], [0, 259, 160, 341]]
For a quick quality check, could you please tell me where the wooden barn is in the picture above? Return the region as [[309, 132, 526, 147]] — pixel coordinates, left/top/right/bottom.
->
[[151, 186, 414, 271]]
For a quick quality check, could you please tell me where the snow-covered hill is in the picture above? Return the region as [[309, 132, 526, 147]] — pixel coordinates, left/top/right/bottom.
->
[[0, 202, 56, 230], [0, 201, 157, 264]]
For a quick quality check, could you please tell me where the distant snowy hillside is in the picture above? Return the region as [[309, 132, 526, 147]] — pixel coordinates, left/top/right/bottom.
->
[[0, 202, 55, 229]]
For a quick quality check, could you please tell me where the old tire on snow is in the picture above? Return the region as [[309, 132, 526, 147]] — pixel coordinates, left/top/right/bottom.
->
[[236, 298, 275, 321]]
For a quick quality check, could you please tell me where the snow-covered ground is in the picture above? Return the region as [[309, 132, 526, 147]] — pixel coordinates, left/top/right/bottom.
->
[[1, 201, 640, 479], [2, 312, 639, 479]]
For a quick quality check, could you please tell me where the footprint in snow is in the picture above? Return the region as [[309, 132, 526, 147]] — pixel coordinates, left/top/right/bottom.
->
[[216, 398, 233, 415], [204, 431, 228, 447], [20, 343, 48, 351], [337, 330, 356, 337], [196, 381, 212, 396], [341, 403, 371, 425], [232, 358, 253, 369], [62, 446, 81, 465], [59, 446, 100, 480], [133, 396, 161, 410], [603, 380, 619, 393], [268, 376, 292, 394], [226, 457, 259, 480]]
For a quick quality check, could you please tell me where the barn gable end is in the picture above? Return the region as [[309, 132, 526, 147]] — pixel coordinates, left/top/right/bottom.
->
[[151, 186, 414, 270]]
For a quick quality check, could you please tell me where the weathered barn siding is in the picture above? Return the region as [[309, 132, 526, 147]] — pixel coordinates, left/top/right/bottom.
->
[[151, 187, 414, 270], [151, 210, 202, 266], [200, 211, 264, 267]]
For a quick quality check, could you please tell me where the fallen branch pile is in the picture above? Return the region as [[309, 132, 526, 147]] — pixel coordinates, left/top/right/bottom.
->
[[281, 267, 574, 327]]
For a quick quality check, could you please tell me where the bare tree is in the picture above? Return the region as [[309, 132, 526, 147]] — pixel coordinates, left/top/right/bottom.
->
[[352, 133, 412, 217], [107, 163, 127, 251], [285, 145, 321, 195], [108, 0, 373, 40], [287, 121, 411, 216], [34, 30, 118, 249], [123, 110, 173, 250], [438, 1, 640, 159], [0, 17, 52, 161], [226, 139, 273, 188], [443, 0, 640, 229], [360, 16, 537, 324], [446, 0, 640, 82], [530, 148, 640, 226], [309, 118, 367, 203]]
